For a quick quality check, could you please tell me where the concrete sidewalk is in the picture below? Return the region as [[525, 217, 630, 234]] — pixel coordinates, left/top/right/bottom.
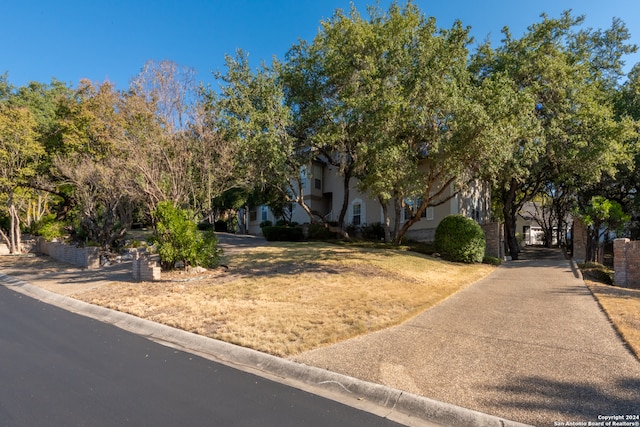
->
[[292, 247, 640, 426]]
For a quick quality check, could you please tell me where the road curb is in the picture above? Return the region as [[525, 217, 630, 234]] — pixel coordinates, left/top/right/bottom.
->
[[569, 257, 584, 280], [1, 272, 532, 427]]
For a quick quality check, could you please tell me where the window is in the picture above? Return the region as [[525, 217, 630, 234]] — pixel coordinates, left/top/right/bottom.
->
[[249, 210, 257, 222], [314, 178, 322, 190], [403, 197, 427, 221], [352, 203, 361, 226], [426, 206, 434, 221], [261, 205, 269, 222]]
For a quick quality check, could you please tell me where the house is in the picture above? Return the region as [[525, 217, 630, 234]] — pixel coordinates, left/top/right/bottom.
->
[[516, 201, 570, 246], [244, 160, 491, 242], [517, 202, 549, 246]]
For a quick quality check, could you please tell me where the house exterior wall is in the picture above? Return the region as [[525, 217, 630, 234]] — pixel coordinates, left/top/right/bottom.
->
[[516, 203, 548, 245], [246, 162, 491, 242], [247, 205, 277, 235]]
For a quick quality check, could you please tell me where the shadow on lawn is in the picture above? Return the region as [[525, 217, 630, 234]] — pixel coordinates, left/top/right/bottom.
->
[[223, 239, 444, 280]]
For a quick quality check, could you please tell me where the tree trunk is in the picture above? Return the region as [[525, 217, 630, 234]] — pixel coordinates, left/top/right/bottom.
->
[[544, 228, 554, 248], [502, 179, 520, 260], [0, 228, 10, 248], [294, 188, 349, 240], [389, 196, 401, 244], [8, 197, 21, 254], [337, 169, 352, 230], [392, 176, 458, 246], [378, 196, 391, 243], [503, 213, 520, 260]]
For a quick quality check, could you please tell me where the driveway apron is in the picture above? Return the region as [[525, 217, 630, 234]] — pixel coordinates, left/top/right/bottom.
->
[[292, 247, 640, 426]]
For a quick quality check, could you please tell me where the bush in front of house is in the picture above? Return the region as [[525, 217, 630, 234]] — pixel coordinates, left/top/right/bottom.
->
[[361, 222, 385, 240], [482, 255, 502, 266], [197, 221, 214, 231], [214, 220, 228, 232], [262, 225, 303, 242], [308, 223, 337, 240], [153, 201, 221, 270], [434, 214, 486, 263]]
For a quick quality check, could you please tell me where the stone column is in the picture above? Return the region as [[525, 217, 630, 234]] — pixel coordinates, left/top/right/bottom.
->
[[572, 218, 589, 262], [614, 238, 629, 288]]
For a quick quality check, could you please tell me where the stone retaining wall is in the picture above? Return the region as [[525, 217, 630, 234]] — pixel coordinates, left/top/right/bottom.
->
[[613, 238, 640, 289], [36, 238, 100, 269], [132, 251, 161, 282]]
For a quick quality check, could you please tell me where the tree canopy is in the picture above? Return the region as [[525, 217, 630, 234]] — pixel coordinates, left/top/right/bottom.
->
[[0, 2, 638, 257]]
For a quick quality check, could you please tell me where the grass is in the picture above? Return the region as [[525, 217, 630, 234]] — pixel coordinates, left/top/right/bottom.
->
[[580, 262, 640, 359], [75, 241, 494, 357]]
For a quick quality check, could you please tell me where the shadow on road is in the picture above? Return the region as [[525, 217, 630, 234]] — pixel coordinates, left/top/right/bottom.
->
[[483, 375, 640, 425]]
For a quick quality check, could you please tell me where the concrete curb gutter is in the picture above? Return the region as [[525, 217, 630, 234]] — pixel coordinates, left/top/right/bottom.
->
[[569, 257, 584, 280], [1, 273, 532, 427]]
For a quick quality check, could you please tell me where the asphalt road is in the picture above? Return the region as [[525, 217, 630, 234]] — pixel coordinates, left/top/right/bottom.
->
[[0, 285, 406, 427]]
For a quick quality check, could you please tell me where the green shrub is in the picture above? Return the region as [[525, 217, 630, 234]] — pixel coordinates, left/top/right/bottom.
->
[[260, 220, 273, 228], [578, 262, 614, 285], [434, 215, 486, 263], [128, 240, 143, 249], [482, 255, 502, 266], [197, 221, 215, 231], [361, 222, 385, 240], [308, 223, 337, 240], [214, 220, 228, 232], [153, 201, 221, 270], [31, 214, 67, 241], [262, 226, 303, 242]]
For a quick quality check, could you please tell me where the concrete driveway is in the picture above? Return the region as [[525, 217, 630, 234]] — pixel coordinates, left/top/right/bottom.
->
[[292, 247, 640, 426], [215, 232, 269, 253]]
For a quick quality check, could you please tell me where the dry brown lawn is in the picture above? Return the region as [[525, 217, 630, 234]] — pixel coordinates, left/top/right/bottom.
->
[[584, 279, 640, 359], [70, 242, 494, 357]]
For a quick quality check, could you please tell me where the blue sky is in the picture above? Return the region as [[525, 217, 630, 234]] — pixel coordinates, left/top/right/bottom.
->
[[3, 1, 640, 90]]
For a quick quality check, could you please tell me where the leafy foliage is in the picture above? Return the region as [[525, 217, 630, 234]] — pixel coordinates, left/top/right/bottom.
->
[[261, 226, 303, 242], [434, 215, 486, 263], [30, 213, 66, 241], [281, 3, 506, 243], [153, 201, 221, 270], [574, 196, 630, 263], [472, 11, 636, 259], [482, 256, 502, 266], [0, 103, 42, 252], [0, 5, 639, 262]]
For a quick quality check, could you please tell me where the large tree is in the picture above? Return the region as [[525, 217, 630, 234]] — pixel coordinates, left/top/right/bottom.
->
[[472, 12, 635, 259], [53, 80, 138, 248], [2, 79, 74, 228], [0, 104, 41, 253], [282, 2, 519, 244], [122, 60, 198, 211], [214, 51, 303, 226]]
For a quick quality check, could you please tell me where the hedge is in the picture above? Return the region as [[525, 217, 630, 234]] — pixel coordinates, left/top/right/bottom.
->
[[262, 226, 304, 242], [434, 214, 486, 263]]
